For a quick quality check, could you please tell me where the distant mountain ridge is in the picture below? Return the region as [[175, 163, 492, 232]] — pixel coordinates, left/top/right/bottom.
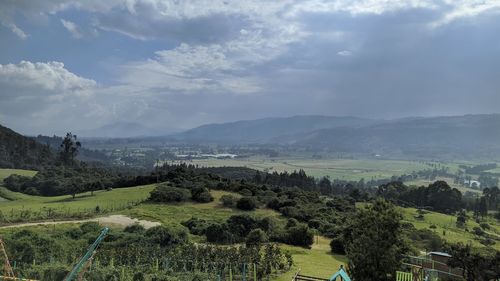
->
[[172, 114, 500, 159], [173, 115, 378, 142]]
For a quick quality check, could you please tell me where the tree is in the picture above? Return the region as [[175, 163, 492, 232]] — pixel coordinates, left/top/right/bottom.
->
[[69, 182, 83, 199], [478, 197, 488, 217], [446, 243, 500, 281], [237, 197, 257, 211], [246, 229, 268, 246], [456, 210, 467, 228], [285, 224, 314, 247], [345, 199, 407, 281], [220, 194, 237, 207], [59, 132, 81, 165]]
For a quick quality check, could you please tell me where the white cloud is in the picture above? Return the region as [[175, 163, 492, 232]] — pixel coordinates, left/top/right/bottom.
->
[[61, 19, 82, 38], [430, 0, 500, 28], [0, 61, 99, 132], [2, 21, 28, 39], [337, 50, 352, 56]]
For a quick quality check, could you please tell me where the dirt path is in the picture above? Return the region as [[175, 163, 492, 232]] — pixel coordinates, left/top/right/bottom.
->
[[0, 215, 161, 229]]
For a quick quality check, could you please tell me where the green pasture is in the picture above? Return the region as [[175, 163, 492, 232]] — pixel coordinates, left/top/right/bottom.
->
[[172, 157, 457, 181], [398, 206, 500, 251], [273, 236, 347, 281], [121, 190, 280, 228], [0, 169, 37, 181]]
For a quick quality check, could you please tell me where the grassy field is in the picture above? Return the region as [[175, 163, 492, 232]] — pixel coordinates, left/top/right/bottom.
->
[[0, 169, 37, 181], [121, 190, 280, 228], [274, 236, 347, 281], [172, 157, 445, 181], [399, 206, 500, 251]]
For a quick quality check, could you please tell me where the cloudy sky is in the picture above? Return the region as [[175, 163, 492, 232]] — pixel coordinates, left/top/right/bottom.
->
[[1, 0, 500, 135]]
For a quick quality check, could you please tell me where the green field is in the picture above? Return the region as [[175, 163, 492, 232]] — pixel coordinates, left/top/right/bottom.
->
[[173, 157, 456, 181], [399, 206, 500, 251], [0, 169, 37, 181]]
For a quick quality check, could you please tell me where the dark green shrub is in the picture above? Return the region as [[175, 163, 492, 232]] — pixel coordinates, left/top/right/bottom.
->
[[330, 236, 346, 254], [149, 185, 190, 203], [145, 226, 188, 247], [205, 224, 234, 243], [182, 218, 210, 235], [191, 187, 214, 203], [285, 224, 314, 247], [246, 229, 268, 246], [124, 224, 145, 233], [80, 221, 101, 233], [220, 194, 237, 207], [237, 197, 257, 211]]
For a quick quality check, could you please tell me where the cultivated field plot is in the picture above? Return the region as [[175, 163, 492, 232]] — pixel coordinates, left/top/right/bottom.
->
[[173, 157, 448, 181]]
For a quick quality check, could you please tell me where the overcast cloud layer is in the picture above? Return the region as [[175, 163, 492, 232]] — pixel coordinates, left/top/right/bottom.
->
[[1, 0, 500, 135]]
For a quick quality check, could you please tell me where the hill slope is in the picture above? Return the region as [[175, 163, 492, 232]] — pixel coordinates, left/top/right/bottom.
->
[[0, 124, 54, 169], [288, 114, 500, 158], [173, 114, 500, 159], [173, 115, 376, 142]]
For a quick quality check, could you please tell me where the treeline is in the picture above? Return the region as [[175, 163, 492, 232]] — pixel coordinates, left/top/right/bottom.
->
[[3, 163, 143, 197], [460, 163, 497, 175], [377, 181, 462, 213]]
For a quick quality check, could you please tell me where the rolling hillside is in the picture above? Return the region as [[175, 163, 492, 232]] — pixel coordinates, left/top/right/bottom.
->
[[0, 124, 54, 169], [173, 115, 376, 142]]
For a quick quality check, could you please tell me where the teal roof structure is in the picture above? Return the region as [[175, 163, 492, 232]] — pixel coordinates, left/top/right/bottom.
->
[[328, 267, 351, 281]]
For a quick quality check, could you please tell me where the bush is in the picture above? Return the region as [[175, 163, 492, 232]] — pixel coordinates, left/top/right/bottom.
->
[[227, 215, 257, 238], [149, 185, 190, 203], [181, 218, 210, 235], [80, 222, 101, 233], [145, 226, 188, 247], [473, 226, 485, 236], [246, 229, 268, 246], [124, 224, 145, 233], [285, 224, 314, 247], [236, 197, 257, 211], [479, 223, 490, 230], [191, 187, 214, 203], [205, 224, 234, 244], [330, 236, 346, 254], [220, 195, 237, 207]]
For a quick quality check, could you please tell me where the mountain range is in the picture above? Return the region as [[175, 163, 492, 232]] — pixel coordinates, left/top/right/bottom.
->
[[172, 114, 500, 159]]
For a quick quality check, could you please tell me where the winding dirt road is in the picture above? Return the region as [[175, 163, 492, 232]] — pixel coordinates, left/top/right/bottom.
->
[[0, 215, 161, 229]]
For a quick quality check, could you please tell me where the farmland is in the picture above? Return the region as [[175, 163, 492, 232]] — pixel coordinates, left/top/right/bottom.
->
[[171, 157, 439, 181]]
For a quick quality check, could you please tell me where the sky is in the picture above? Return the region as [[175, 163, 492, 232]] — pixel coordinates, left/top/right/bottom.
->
[[1, 0, 500, 135]]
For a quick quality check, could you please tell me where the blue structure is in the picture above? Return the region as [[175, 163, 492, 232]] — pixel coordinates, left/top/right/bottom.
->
[[328, 266, 351, 281], [64, 227, 109, 281]]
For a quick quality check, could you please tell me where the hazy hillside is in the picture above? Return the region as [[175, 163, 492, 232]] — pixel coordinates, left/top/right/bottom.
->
[[173, 114, 500, 159], [173, 115, 376, 142], [0, 124, 54, 169], [286, 114, 500, 159]]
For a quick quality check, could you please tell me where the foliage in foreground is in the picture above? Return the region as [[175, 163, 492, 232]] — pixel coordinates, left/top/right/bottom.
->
[[1, 222, 292, 281]]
